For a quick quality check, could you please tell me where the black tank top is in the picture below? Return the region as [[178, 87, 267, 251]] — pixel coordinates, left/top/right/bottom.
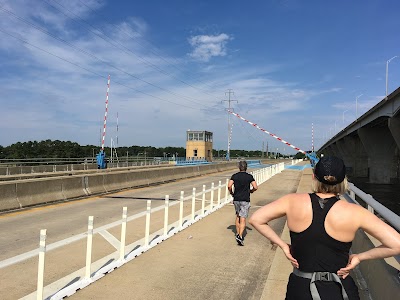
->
[[290, 193, 352, 273]]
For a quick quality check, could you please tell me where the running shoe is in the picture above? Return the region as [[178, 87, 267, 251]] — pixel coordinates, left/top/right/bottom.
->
[[236, 234, 244, 246]]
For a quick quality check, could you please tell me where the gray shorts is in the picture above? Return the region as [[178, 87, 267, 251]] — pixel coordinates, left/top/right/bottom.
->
[[233, 201, 251, 218]]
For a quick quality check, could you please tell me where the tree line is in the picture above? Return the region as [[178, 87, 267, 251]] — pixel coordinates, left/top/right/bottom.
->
[[0, 140, 306, 159]]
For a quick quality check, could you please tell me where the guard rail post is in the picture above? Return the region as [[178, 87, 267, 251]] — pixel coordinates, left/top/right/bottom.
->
[[217, 181, 222, 206], [85, 216, 94, 279], [145, 200, 151, 248], [36, 229, 47, 300], [119, 208, 127, 261], [225, 178, 229, 203], [201, 185, 206, 216], [179, 191, 184, 229], [163, 195, 169, 237], [191, 188, 196, 221], [210, 182, 214, 210]]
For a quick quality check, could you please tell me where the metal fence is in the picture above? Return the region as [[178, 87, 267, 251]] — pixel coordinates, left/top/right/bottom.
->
[[18, 163, 285, 299]]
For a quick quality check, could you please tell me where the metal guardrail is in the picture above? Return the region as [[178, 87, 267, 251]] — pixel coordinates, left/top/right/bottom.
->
[[344, 182, 400, 265], [345, 182, 400, 231]]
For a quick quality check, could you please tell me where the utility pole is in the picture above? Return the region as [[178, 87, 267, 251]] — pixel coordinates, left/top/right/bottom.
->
[[262, 141, 264, 158], [221, 89, 238, 161]]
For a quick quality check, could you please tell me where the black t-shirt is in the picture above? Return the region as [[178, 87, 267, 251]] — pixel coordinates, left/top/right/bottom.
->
[[230, 172, 255, 202]]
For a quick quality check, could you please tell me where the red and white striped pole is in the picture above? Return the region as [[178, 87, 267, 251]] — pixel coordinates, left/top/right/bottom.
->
[[228, 123, 233, 158], [101, 75, 111, 152], [312, 122, 314, 153], [228, 110, 308, 155]]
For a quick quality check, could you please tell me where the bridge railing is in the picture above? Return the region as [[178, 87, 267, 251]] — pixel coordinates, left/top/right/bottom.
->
[[19, 163, 285, 299], [344, 182, 400, 265], [346, 183, 400, 232], [343, 182, 400, 299]]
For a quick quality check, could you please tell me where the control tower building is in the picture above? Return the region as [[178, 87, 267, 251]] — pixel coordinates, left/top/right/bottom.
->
[[186, 130, 213, 162]]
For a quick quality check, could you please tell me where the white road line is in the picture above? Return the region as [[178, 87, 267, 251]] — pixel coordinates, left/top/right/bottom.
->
[[99, 230, 120, 250]]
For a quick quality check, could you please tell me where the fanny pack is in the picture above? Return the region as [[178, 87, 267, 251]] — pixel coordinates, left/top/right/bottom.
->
[[292, 268, 349, 300]]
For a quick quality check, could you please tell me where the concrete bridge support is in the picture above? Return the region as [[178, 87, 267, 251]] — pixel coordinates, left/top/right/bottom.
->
[[388, 117, 400, 183], [388, 117, 400, 150], [358, 126, 397, 183], [322, 146, 335, 157], [335, 136, 369, 179]]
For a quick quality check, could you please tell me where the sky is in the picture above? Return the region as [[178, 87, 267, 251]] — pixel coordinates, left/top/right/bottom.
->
[[1, 0, 400, 155]]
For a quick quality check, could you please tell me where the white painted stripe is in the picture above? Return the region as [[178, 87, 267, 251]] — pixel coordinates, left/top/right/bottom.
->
[[99, 230, 120, 250]]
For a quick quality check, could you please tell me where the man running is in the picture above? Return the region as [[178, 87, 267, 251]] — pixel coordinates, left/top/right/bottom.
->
[[228, 160, 258, 246]]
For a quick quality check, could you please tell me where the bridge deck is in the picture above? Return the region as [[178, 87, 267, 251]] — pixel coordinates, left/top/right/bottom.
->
[[67, 164, 311, 300]]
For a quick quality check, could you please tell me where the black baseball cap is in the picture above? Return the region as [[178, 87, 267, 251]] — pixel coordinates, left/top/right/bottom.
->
[[314, 156, 346, 185]]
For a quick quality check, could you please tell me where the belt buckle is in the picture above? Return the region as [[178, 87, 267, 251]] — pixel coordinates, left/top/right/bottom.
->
[[315, 272, 332, 281]]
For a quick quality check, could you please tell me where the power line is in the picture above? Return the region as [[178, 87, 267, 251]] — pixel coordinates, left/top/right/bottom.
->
[[0, 5, 214, 109], [75, 0, 223, 96], [46, 0, 223, 104], [0, 27, 202, 110]]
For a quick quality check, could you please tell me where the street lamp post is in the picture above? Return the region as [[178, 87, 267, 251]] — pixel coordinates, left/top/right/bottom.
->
[[356, 94, 363, 119], [386, 56, 398, 98], [342, 110, 348, 124]]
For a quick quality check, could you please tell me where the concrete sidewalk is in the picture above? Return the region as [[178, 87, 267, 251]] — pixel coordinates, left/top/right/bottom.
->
[[69, 164, 313, 300]]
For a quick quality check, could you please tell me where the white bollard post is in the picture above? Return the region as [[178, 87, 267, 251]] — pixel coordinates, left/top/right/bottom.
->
[[145, 200, 151, 248], [179, 191, 184, 229], [225, 178, 229, 203], [191, 187, 196, 221], [163, 195, 169, 237], [119, 208, 127, 261], [263, 167, 266, 182], [37, 229, 47, 300], [85, 216, 94, 279], [217, 181, 222, 206], [210, 182, 214, 210], [202, 185, 206, 216]]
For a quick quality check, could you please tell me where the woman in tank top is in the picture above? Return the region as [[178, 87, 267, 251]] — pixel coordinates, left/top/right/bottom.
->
[[249, 156, 400, 300]]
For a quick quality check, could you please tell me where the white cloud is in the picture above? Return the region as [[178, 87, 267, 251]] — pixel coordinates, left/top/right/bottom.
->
[[0, 0, 365, 155], [188, 33, 232, 62]]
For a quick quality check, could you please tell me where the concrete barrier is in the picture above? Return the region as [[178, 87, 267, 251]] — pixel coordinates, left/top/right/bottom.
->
[[34, 165, 54, 173], [103, 172, 129, 192], [0, 163, 240, 211], [126, 170, 150, 187], [85, 175, 107, 195], [16, 178, 65, 207], [61, 176, 89, 199], [0, 182, 20, 211]]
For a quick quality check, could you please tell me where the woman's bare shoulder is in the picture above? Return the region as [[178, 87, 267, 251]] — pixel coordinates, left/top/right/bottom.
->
[[333, 199, 367, 220], [284, 193, 311, 204], [287, 192, 310, 199], [337, 199, 365, 211]]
